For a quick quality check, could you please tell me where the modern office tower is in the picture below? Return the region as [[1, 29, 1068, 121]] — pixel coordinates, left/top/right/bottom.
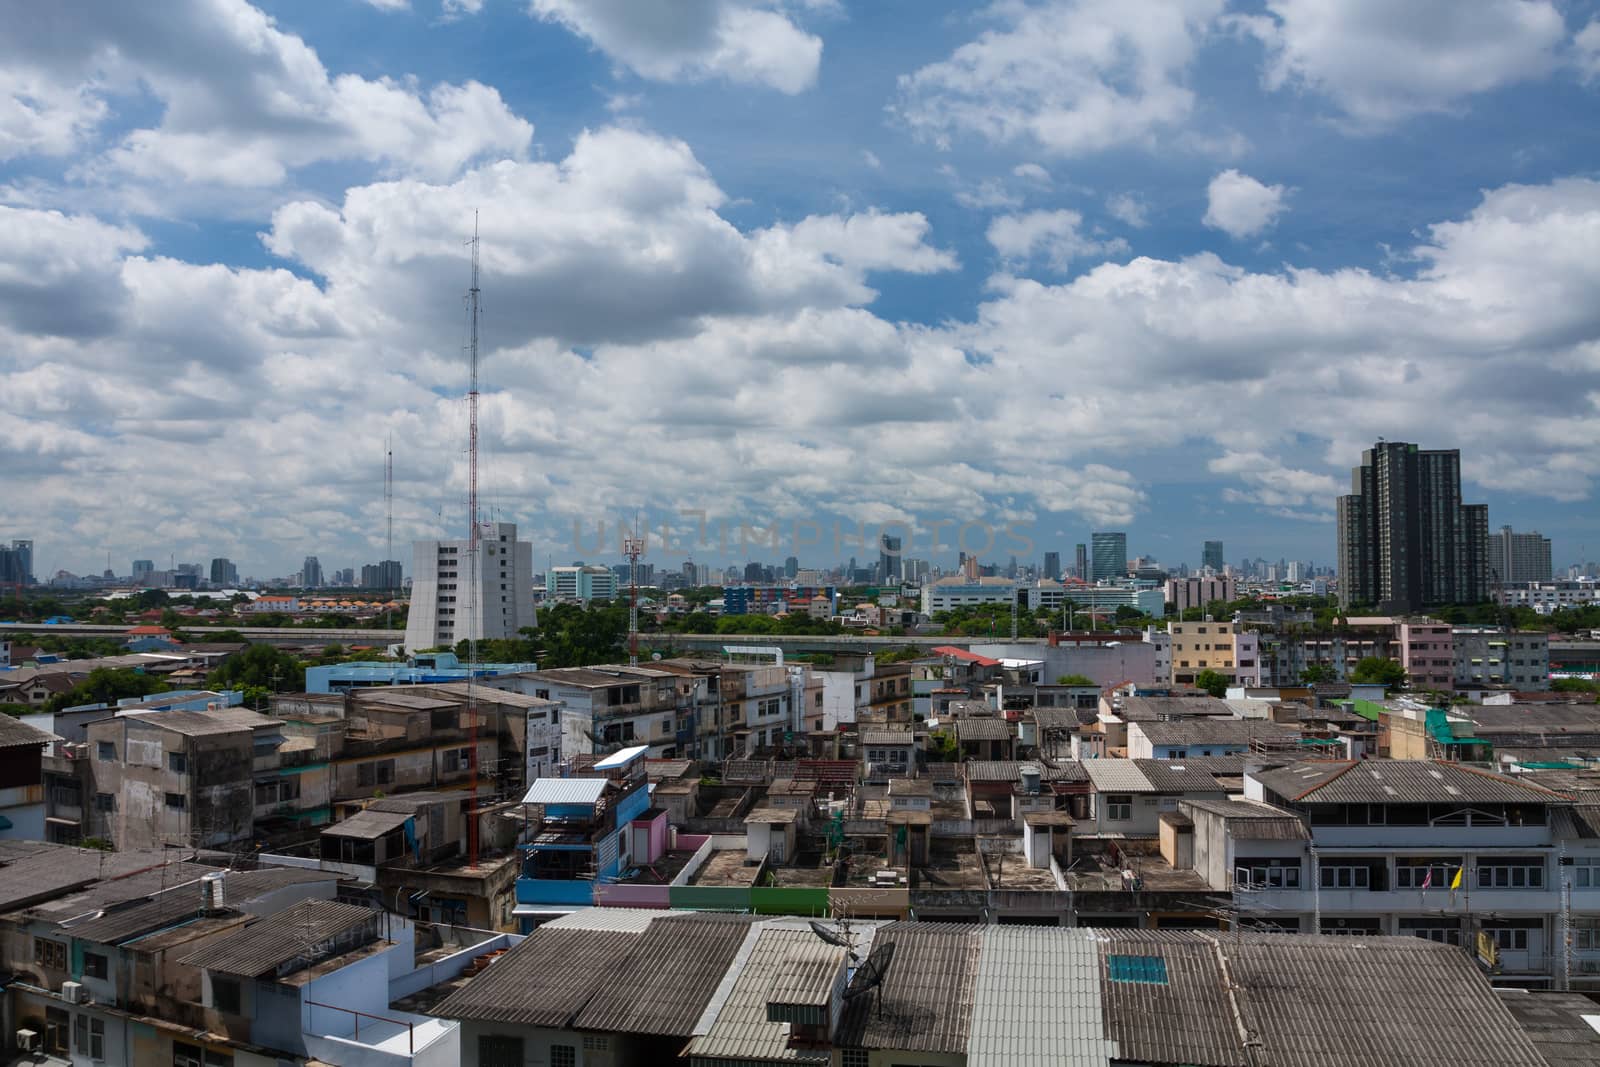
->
[[1494, 526, 1553, 584], [878, 534, 903, 584], [547, 565, 620, 602], [1075, 543, 1088, 580], [784, 556, 799, 579], [361, 560, 404, 589], [405, 521, 536, 652], [8, 541, 32, 585], [132, 559, 156, 581], [301, 555, 324, 589], [1043, 551, 1061, 581], [1336, 441, 1488, 613], [1090, 532, 1128, 582], [1202, 540, 1224, 573], [902, 558, 930, 583], [209, 558, 239, 586]]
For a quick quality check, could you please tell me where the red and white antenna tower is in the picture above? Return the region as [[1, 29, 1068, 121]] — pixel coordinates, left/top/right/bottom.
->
[[465, 213, 482, 869], [624, 521, 646, 666]]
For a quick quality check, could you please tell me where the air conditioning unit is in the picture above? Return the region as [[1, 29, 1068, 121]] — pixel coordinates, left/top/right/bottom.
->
[[61, 981, 87, 1004], [15, 1029, 38, 1052]]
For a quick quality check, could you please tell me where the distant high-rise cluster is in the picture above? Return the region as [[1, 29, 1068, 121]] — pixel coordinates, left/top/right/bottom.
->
[[1336, 441, 1488, 613], [1090, 532, 1127, 582]]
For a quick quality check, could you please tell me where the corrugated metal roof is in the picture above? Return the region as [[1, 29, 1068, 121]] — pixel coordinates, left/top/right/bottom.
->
[[1178, 798, 1310, 840], [321, 809, 412, 840], [177, 899, 375, 976], [431, 927, 639, 1026], [1499, 991, 1600, 1067], [1253, 759, 1569, 804], [956, 719, 1015, 741], [521, 776, 609, 806], [1133, 718, 1297, 745], [1094, 933, 1247, 1066], [542, 907, 670, 933], [968, 926, 1118, 1067], [1227, 933, 1550, 1067], [593, 744, 649, 769], [0, 846, 201, 914], [685, 929, 843, 1064], [836, 922, 979, 1055], [574, 914, 760, 1037], [66, 866, 333, 942], [860, 729, 915, 746], [1133, 760, 1230, 793], [1082, 759, 1155, 793], [0, 714, 58, 748]]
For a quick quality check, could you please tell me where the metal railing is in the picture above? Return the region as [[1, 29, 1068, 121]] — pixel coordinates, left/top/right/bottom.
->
[[305, 1000, 415, 1055]]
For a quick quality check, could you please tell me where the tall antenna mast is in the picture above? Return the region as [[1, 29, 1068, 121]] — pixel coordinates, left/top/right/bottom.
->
[[465, 213, 482, 869], [624, 518, 645, 667], [385, 436, 394, 574]]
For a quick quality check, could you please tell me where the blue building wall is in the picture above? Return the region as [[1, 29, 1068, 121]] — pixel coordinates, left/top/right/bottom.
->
[[306, 657, 537, 694]]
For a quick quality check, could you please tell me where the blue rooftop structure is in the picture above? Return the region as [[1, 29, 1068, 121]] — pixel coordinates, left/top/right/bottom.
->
[[305, 651, 537, 694]]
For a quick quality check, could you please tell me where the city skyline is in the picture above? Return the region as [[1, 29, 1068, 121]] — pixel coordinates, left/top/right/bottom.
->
[[3, 2, 1600, 578]]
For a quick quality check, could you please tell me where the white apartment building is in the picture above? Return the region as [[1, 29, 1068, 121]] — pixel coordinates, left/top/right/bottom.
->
[[404, 521, 536, 653], [545, 564, 619, 602], [921, 576, 1019, 614], [1496, 579, 1599, 614]]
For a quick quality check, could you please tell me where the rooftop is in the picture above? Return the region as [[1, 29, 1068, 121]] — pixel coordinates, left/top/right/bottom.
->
[[178, 899, 376, 977], [118, 707, 282, 736], [1252, 759, 1570, 805]]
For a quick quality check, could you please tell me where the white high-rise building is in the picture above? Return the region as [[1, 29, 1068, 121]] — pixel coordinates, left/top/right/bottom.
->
[[404, 521, 535, 652]]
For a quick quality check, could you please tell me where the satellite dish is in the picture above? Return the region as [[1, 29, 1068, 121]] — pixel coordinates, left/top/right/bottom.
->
[[651, 652, 662, 661], [843, 940, 896, 1000], [809, 920, 852, 950]]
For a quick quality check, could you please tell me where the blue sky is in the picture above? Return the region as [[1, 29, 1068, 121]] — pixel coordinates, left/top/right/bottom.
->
[[3, 0, 1600, 581]]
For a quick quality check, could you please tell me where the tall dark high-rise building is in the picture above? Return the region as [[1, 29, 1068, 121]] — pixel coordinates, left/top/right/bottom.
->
[[361, 560, 404, 589], [878, 534, 902, 584], [1336, 441, 1488, 613], [209, 557, 238, 586], [301, 555, 324, 589], [1090, 532, 1127, 582], [784, 555, 799, 579], [1043, 551, 1061, 580], [1074, 543, 1087, 580], [1202, 540, 1224, 572]]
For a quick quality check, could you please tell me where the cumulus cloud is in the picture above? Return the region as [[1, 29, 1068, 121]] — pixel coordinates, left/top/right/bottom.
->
[[1208, 451, 1341, 516], [1203, 169, 1287, 238], [0, 0, 531, 191], [894, 0, 1224, 155], [528, 0, 823, 93], [986, 210, 1128, 272], [1577, 20, 1600, 83], [1245, 0, 1566, 123], [1106, 192, 1149, 228]]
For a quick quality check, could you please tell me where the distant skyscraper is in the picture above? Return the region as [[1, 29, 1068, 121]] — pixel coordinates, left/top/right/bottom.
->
[[10, 541, 32, 585], [361, 560, 404, 589], [209, 557, 238, 586], [1336, 441, 1488, 613], [301, 555, 324, 589], [132, 559, 156, 581], [1074, 543, 1088, 580], [878, 534, 903, 584], [1202, 540, 1224, 572], [405, 521, 536, 652], [1494, 526, 1552, 585], [1043, 551, 1061, 581], [1090, 532, 1127, 582], [784, 556, 799, 579]]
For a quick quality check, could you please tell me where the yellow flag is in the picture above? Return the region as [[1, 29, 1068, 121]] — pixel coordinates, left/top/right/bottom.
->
[[1450, 867, 1463, 891]]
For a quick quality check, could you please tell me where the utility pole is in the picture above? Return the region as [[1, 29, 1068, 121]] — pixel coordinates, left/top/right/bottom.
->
[[464, 213, 482, 869]]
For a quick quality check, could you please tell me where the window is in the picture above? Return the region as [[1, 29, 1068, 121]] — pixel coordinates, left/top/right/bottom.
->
[[1395, 859, 1459, 889], [1487, 927, 1529, 951], [33, 938, 66, 970], [93, 793, 115, 812], [1105, 794, 1132, 821], [75, 1015, 104, 1061], [476, 1036, 525, 1067], [1319, 866, 1371, 889], [211, 977, 241, 1015], [165, 792, 187, 811], [442, 747, 472, 772], [550, 1045, 577, 1067], [95, 741, 115, 761], [357, 760, 395, 788], [168, 751, 188, 774], [583, 1035, 610, 1050], [203, 1052, 231, 1067], [1574, 858, 1600, 888], [841, 1050, 870, 1067], [173, 1042, 203, 1067], [44, 1007, 68, 1055], [83, 952, 108, 980], [1476, 858, 1544, 889], [1236, 860, 1301, 889], [254, 777, 301, 806]]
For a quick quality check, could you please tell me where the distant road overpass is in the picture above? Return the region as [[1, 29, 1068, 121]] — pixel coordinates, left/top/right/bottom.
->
[[0, 621, 398, 647]]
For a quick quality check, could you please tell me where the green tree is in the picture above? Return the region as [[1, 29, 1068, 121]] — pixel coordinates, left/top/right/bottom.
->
[[1551, 678, 1599, 696], [46, 668, 169, 712], [927, 730, 959, 762], [210, 643, 307, 693], [1300, 663, 1337, 684], [1193, 669, 1229, 699], [1350, 656, 1408, 690], [1056, 674, 1095, 686]]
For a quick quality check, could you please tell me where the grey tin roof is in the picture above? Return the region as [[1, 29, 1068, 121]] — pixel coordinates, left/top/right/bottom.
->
[[177, 899, 375, 976], [573, 914, 760, 1038], [967, 926, 1118, 1067], [431, 926, 639, 1027], [836, 922, 980, 1055], [684, 928, 843, 1064]]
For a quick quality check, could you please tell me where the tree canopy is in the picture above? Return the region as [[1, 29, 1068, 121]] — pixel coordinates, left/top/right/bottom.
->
[[1350, 656, 1408, 690], [45, 668, 169, 713], [1193, 669, 1229, 699]]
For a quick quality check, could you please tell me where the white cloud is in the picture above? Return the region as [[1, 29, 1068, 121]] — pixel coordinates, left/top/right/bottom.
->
[[1203, 169, 1287, 238], [861, 149, 882, 170], [528, 0, 823, 94], [0, 0, 531, 192], [362, 0, 410, 11], [894, 0, 1224, 155], [986, 210, 1128, 272], [1246, 0, 1566, 123], [1578, 20, 1600, 83], [1012, 163, 1051, 185], [954, 178, 1022, 210], [1209, 451, 1340, 514], [1106, 192, 1149, 228]]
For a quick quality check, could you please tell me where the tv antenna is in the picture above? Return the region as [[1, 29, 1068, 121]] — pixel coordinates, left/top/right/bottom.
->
[[465, 213, 482, 869], [809, 918, 859, 959], [624, 516, 645, 666]]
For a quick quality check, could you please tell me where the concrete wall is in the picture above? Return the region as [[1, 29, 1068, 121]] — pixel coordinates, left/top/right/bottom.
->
[[971, 642, 1159, 688]]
